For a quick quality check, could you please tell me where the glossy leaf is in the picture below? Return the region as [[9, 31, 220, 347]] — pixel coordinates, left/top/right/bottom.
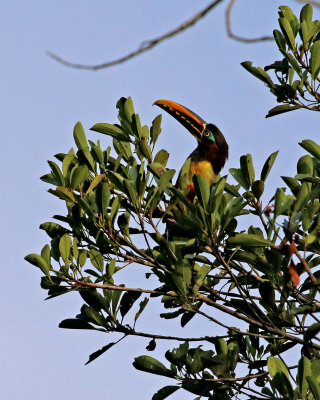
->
[[279, 17, 296, 50], [310, 41, 320, 80], [261, 151, 279, 181], [299, 139, 320, 160], [59, 234, 71, 264], [266, 104, 301, 118], [70, 165, 89, 189], [59, 318, 104, 331], [227, 233, 272, 247], [298, 356, 312, 397], [119, 291, 142, 319], [307, 376, 320, 400], [89, 249, 104, 273], [86, 174, 105, 196], [73, 122, 88, 150], [154, 149, 169, 166], [150, 115, 162, 144], [152, 385, 179, 400], [25, 253, 51, 279], [133, 356, 175, 378], [85, 342, 117, 365], [90, 123, 131, 142]]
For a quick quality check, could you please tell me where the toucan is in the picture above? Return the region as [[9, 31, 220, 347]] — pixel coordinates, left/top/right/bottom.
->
[[154, 100, 229, 201]]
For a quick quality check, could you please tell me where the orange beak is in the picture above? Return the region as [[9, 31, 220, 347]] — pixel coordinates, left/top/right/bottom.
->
[[154, 99, 207, 142]]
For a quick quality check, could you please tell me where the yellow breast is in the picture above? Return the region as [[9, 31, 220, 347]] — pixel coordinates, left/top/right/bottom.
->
[[188, 160, 216, 186]]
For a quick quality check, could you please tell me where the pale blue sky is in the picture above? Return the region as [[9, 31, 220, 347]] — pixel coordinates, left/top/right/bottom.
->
[[2, 1, 319, 399]]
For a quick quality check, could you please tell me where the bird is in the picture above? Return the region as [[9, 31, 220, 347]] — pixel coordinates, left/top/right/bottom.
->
[[154, 100, 229, 202]]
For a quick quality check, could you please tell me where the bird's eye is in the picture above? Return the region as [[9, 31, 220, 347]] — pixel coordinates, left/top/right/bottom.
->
[[204, 130, 210, 137]]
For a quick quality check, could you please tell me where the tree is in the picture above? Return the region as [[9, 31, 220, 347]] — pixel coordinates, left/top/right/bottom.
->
[[26, 4, 320, 400]]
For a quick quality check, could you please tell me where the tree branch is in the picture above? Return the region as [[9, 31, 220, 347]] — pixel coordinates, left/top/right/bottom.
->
[[47, 0, 225, 70], [225, 0, 273, 43]]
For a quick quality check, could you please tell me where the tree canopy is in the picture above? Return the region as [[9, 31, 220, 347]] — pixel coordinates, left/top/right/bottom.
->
[[26, 4, 320, 400]]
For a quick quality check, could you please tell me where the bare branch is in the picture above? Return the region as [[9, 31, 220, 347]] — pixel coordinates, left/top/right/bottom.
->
[[47, 0, 225, 70], [225, 0, 273, 43]]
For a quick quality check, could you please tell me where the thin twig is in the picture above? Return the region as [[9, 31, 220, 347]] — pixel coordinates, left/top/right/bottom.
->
[[294, 247, 318, 285], [47, 0, 225, 70], [225, 0, 273, 43]]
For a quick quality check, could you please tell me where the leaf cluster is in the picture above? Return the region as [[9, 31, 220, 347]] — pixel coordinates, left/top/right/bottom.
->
[[25, 96, 320, 399], [242, 4, 320, 117]]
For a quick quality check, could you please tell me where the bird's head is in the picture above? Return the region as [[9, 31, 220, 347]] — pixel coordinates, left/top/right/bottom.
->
[[154, 100, 228, 154]]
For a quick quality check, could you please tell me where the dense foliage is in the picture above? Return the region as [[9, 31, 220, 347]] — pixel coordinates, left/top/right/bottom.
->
[[26, 5, 320, 400], [243, 4, 320, 118]]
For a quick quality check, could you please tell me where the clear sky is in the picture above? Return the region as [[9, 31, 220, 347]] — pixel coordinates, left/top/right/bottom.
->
[[2, 1, 320, 399]]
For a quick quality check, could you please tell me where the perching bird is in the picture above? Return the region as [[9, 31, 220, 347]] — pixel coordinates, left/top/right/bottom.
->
[[154, 100, 229, 201]]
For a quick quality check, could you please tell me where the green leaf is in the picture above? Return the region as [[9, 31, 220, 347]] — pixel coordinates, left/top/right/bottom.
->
[[312, 360, 320, 382], [241, 62, 274, 86], [300, 3, 313, 24], [90, 123, 131, 142], [41, 244, 51, 267], [229, 168, 249, 190], [297, 155, 313, 175], [59, 233, 71, 264], [304, 322, 320, 341], [59, 318, 104, 331], [70, 165, 89, 189], [266, 104, 301, 118], [62, 152, 76, 177], [80, 289, 108, 311], [291, 182, 309, 220], [86, 174, 105, 196], [73, 122, 88, 150], [252, 180, 264, 199], [48, 161, 65, 186], [154, 149, 169, 166], [133, 356, 175, 378], [240, 154, 254, 187], [48, 186, 75, 203], [138, 139, 152, 162], [152, 385, 179, 400], [299, 139, 320, 160], [124, 179, 138, 206], [25, 253, 51, 279], [134, 297, 149, 323], [150, 114, 162, 144], [81, 304, 105, 326], [215, 338, 228, 355], [171, 259, 192, 295], [298, 356, 312, 398], [85, 341, 117, 365], [268, 356, 289, 378], [40, 221, 69, 239], [89, 249, 104, 273], [261, 151, 279, 181], [311, 41, 320, 80], [176, 157, 191, 190], [279, 17, 296, 50], [193, 174, 210, 210], [307, 376, 320, 400], [227, 233, 272, 247], [119, 291, 142, 319], [227, 341, 239, 372], [273, 29, 286, 50], [110, 195, 121, 226], [259, 281, 275, 309], [124, 96, 135, 122]]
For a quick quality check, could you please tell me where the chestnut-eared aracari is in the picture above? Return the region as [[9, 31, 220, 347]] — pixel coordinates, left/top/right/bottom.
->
[[154, 100, 229, 202]]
